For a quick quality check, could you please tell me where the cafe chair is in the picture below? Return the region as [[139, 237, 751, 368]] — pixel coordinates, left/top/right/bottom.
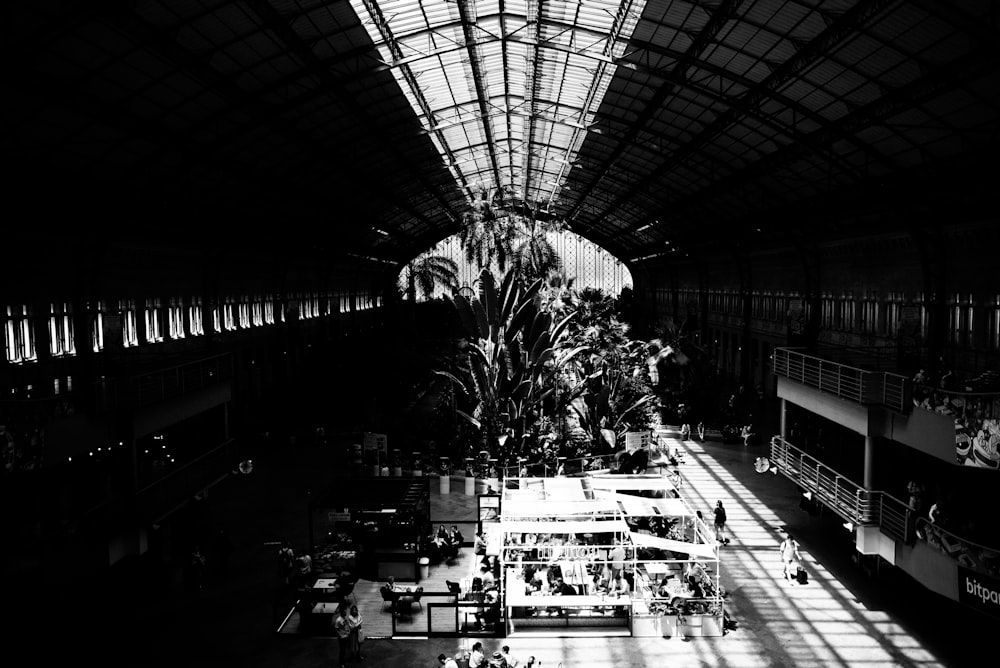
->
[[411, 586, 424, 612], [446, 580, 462, 598], [379, 586, 396, 612]]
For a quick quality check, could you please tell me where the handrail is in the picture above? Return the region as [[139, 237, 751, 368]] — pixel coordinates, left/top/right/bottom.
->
[[773, 347, 911, 413], [769, 436, 914, 543]]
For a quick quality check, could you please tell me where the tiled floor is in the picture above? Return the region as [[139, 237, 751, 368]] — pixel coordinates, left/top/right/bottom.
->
[[19, 429, 996, 668]]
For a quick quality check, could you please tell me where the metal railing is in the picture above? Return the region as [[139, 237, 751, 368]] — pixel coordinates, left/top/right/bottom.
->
[[769, 436, 913, 543], [773, 347, 911, 413], [133, 353, 234, 407], [135, 438, 236, 523]]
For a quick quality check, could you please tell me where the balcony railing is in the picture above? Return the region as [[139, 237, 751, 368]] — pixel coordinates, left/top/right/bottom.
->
[[769, 436, 913, 543], [773, 347, 910, 413], [135, 438, 236, 523], [133, 353, 234, 408]]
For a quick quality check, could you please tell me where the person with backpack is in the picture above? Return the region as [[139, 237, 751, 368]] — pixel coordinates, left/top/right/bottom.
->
[[277, 540, 295, 584], [779, 533, 803, 583], [713, 501, 730, 544]]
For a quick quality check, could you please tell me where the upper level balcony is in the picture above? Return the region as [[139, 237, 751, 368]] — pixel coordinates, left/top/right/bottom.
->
[[773, 347, 911, 414]]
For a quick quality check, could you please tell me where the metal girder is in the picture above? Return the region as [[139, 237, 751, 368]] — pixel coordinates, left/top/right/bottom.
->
[[245, 0, 462, 228], [567, 0, 748, 222], [626, 46, 999, 255], [457, 0, 504, 197], [585, 0, 898, 232]]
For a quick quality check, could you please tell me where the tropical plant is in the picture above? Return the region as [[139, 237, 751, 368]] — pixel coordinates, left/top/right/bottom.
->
[[458, 188, 519, 272], [433, 268, 586, 467], [405, 254, 460, 301]]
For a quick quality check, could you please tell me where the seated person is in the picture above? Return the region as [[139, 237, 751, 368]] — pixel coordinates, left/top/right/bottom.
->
[[474, 588, 500, 629], [478, 565, 496, 590], [590, 570, 610, 595], [552, 577, 577, 596], [608, 573, 630, 597], [474, 531, 489, 556], [685, 561, 708, 598]]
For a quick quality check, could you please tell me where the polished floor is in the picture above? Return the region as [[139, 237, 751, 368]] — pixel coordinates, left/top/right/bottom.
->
[[19, 428, 993, 668]]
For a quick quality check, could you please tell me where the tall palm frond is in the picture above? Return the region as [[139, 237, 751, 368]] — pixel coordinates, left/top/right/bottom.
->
[[408, 255, 460, 300]]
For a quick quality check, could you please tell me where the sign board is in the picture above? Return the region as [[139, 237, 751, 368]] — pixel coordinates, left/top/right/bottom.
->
[[327, 509, 351, 522], [625, 430, 651, 453], [364, 432, 388, 454], [958, 565, 1000, 618]]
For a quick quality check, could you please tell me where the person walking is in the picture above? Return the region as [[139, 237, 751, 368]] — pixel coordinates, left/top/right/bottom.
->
[[277, 540, 295, 584], [347, 604, 365, 661], [779, 533, 802, 583], [713, 500, 730, 544], [334, 605, 352, 668]]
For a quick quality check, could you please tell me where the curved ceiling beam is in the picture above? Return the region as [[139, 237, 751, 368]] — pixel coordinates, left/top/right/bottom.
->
[[456, 0, 505, 197], [625, 48, 1000, 257], [564, 0, 747, 222], [244, 0, 462, 226], [583, 0, 898, 232]]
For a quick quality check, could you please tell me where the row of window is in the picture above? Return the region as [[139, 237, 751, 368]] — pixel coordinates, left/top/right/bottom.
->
[[657, 289, 1000, 350], [4, 291, 381, 365]]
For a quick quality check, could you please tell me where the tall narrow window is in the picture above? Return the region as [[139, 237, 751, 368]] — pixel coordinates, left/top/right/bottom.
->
[[990, 295, 1000, 350], [144, 298, 163, 343], [211, 300, 221, 333], [252, 295, 263, 327], [5, 304, 37, 363], [48, 302, 76, 357], [966, 294, 975, 348], [223, 297, 236, 331], [189, 297, 204, 336], [168, 297, 185, 340], [90, 300, 105, 352], [121, 299, 139, 348], [264, 295, 275, 325], [238, 295, 251, 329]]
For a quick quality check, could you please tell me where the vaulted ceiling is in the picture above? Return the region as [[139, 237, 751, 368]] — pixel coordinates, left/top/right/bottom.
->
[[5, 0, 999, 268]]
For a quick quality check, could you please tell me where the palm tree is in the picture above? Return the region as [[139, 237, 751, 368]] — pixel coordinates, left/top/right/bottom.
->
[[458, 188, 519, 272], [434, 268, 584, 467], [406, 254, 460, 301]]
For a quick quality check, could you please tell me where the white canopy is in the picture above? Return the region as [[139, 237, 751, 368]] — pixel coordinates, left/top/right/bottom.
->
[[629, 531, 718, 560], [500, 519, 632, 535], [502, 498, 619, 518], [588, 475, 676, 491], [595, 491, 689, 517]]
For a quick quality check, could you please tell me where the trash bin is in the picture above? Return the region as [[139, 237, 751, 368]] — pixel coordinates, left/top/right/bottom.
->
[[439, 474, 450, 495], [419, 557, 430, 581], [465, 475, 476, 496]]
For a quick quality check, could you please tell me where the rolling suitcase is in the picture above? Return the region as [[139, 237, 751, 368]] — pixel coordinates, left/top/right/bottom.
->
[[796, 565, 808, 585]]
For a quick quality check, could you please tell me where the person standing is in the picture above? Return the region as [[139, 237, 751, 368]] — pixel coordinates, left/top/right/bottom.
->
[[189, 544, 207, 590], [334, 605, 352, 668], [779, 533, 802, 583], [278, 540, 295, 584], [347, 604, 365, 661], [713, 500, 730, 544], [609, 541, 626, 580]]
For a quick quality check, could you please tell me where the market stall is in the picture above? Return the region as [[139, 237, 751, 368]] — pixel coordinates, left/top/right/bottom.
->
[[308, 477, 431, 582], [497, 473, 725, 637]]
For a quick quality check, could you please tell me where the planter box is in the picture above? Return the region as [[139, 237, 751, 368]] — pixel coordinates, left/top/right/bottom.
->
[[632, 614, 677, 637], [679, 614, 722, 637]]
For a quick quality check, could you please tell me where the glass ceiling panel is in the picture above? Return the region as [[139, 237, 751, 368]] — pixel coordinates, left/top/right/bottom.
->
[[349, 0, 649, 214]]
